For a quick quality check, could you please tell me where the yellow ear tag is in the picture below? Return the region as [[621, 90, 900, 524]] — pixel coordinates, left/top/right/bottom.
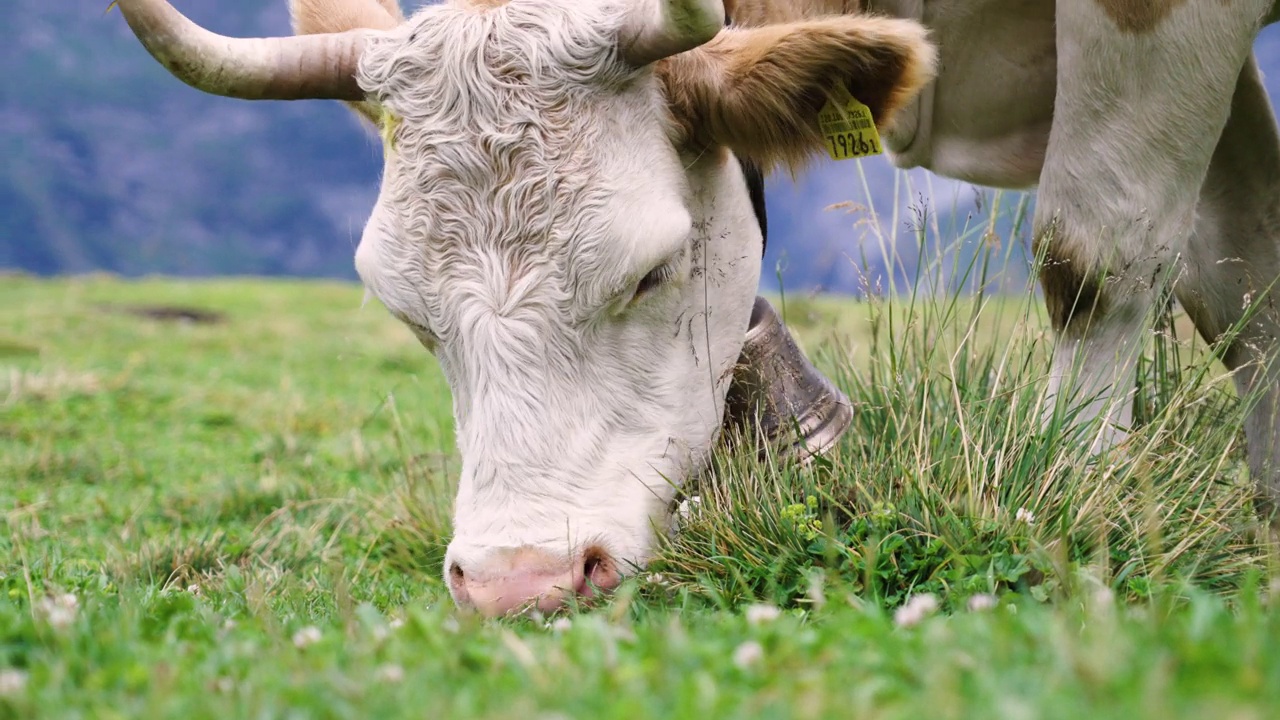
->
[[379, 107, 402, 154], [818, 81, 883, 161]]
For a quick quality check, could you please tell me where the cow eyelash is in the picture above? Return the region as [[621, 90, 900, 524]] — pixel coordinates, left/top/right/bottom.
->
[[630, 250, 688, 304], [634, 262, 677, 298]]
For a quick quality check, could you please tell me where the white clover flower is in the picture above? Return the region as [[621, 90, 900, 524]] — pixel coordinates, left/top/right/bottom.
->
[[389, 617, 405, 630], [36, 594, 78, 630], [0, 669, 28, 697], [805, 573, 827, 610], [45, 606, 76, 630], [611, 625, 638, 644], [1015, 507, 1035, 525], [893, 593, 939, 628], [375, 664, 405, 684], [646, 573, 667, 586], [677, 496, 702, 522], [744, 604, 781, 626], [549, 617, 573, 633], [292, 626, 322, 648], [732, 640, 764, 669], [967, 594, 996, 612]]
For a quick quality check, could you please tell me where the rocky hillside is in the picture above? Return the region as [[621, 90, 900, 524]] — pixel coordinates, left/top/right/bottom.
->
[[2, 2, 383, 278]]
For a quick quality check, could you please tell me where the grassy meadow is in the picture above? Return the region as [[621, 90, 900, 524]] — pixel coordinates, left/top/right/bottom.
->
[[3, 259, 1280, 717]]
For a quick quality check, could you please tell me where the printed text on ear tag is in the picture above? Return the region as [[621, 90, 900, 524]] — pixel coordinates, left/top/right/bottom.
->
[[818, 81, 883, 161]]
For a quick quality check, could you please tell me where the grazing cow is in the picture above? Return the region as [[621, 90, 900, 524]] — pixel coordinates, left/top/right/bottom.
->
[[114, 0, 1280, 616], [113, 0, 936, 615]]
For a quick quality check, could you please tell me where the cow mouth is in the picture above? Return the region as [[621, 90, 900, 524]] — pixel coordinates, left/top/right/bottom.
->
[[721, 296, 855, 461]]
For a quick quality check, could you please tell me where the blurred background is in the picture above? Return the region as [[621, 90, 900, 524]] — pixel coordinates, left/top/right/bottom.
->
[[7, 2, 1280, 295]]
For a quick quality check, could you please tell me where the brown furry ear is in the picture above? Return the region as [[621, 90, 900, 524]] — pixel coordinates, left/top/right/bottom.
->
[[290, 0, 405, 126], [723, 0, 854, 26], [290, 0, 403, 34], [657, 15, 936, 174]]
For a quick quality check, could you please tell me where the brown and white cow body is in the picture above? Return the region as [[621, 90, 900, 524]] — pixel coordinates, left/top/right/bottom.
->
[[738, 0, 1280, 517], [885, 0, 1280, 512]]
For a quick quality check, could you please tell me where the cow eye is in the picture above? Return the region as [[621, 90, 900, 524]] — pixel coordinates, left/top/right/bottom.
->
[[634, 262, 675, 299], [630, 249, 690, 305]]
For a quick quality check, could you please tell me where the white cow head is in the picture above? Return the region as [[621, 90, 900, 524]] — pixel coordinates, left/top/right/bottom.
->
[[116, 0, 935, 615]]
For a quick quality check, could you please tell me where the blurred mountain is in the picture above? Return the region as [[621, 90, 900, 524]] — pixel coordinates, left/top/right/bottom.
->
[[4, 3, 1280, 294], [1, 2, 382, 278]]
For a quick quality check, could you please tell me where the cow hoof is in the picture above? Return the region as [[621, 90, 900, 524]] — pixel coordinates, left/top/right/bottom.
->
[[723, 296, 854, 462]]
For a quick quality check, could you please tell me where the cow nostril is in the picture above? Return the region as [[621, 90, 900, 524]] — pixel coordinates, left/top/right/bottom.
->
[[580, 546, 621, 594], [582, 551, 601, 580], [447, 561, 472, 608]]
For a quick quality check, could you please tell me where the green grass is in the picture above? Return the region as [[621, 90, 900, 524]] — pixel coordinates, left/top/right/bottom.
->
[[2, 266, 1279, 719]]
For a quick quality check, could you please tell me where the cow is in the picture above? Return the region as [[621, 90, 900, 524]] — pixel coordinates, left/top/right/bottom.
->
[[721, 4, 1280, 524], [112, 0, 936, 616], [112, 0, 1280, 617]]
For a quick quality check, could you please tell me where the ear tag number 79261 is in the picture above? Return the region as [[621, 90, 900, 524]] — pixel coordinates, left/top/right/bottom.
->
[[818, 81, 884, 161]]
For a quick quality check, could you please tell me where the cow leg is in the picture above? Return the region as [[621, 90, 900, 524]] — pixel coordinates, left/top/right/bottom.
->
[[1035, 2, 1268, 454], [1176, 56, 1280, 523]]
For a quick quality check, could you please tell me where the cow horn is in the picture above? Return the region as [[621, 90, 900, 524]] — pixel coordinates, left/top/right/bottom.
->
[[618, 0, 724, 67], [114, 0, 372, 101]]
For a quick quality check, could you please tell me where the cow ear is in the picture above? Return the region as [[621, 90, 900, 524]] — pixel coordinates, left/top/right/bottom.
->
[[658, 16, 936, 174], [291, 0, 403, 34], [290, 0, 405, 126]]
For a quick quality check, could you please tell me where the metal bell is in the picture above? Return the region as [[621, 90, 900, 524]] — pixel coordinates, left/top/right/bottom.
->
[[722, 296, 854, 462]]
